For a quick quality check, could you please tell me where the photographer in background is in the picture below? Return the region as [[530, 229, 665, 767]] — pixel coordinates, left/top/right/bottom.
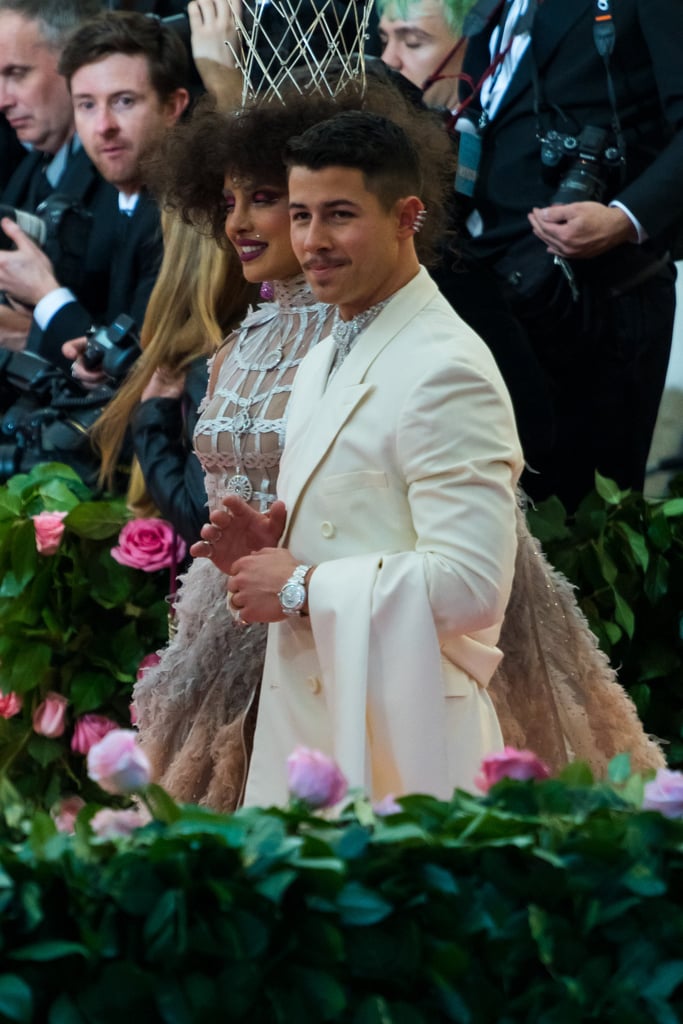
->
[[0, 10, 189, 370], [453, 0, 683, 511], [0, 0, 113, 350]]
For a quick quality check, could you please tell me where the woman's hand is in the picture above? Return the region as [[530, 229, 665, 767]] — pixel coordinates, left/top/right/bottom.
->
[[190, 494, 287, 575], [140, 367, 185, 402]]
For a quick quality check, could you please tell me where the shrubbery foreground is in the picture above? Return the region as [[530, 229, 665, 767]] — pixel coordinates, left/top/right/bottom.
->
[[1, 750, 683, 1023]]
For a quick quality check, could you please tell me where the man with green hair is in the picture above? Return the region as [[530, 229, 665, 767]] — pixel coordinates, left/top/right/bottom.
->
[[377, 0, 478, 109]]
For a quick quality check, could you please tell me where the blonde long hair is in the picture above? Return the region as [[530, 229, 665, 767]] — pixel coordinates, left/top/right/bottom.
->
[[92, 210, 257, 492]]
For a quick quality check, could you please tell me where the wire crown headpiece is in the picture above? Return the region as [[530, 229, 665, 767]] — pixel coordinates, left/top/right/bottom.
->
[[227, 0, 375, 104]]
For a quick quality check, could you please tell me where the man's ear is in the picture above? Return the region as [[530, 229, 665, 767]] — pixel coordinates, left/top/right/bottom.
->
[[396, 195, 425, 239], [165, 87, 190, 124]]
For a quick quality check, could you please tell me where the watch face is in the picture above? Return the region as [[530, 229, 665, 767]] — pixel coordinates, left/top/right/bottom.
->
[[280, 582, 306, 611]]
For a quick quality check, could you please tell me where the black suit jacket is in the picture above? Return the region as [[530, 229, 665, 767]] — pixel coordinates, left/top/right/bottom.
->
[[462, 0, 683, 259], [3, 144, 120, 329], [28, 191, 162, 370]]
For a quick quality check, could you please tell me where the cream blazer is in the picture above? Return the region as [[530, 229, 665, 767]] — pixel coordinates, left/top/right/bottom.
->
[[245, 269, 524, 806]]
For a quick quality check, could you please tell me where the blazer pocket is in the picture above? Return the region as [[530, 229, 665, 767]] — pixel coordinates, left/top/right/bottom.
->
[[319, 470, 389, 496], [441, 658, 477, 698]]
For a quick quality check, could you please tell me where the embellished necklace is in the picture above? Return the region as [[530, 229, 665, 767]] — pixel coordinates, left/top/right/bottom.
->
[[330, 297, 390, 376]]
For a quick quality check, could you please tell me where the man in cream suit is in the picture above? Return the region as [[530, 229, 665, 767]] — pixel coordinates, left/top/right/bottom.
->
[[208, 111, 523, 805]]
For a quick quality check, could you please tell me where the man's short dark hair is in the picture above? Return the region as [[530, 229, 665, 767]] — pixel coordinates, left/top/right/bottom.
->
[[0, 0, 101, 49], [283, 110, 422, 210], [59, 11, 189, 101]]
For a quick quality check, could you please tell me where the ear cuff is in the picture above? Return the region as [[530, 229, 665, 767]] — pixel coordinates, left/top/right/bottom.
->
[[412, 209, 428, 233]]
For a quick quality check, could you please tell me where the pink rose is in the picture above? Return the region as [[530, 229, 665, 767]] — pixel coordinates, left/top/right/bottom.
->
[[53, 796, 86, 834], [643, 769, 683, 818], [31, 510, 68, 556], [373, 794, 402, 816], [87, 728, 151, 794], [32, 692, 68, 738], [129, 702, 138, 727], [71, 713, 119, 755], [0, 691, 22, 718], [111, 518, 186, 573], [91, 805, 151, 839], [136, 652, 161, 681], [475, 746, 551, 793], [287, 746, 348, 809]]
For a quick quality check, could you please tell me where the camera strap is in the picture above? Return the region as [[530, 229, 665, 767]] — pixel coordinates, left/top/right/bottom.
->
[[531, 0, 625, 173]]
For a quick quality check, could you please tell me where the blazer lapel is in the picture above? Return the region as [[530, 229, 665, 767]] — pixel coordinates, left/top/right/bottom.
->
[[279, 269, 439, 539], [488, 0, 592, 118]]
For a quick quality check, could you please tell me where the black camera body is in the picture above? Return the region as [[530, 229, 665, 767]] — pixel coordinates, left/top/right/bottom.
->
[[0, 194, 93, 292], [0, 312, 141, 485], [0, 349, 114, 484], [540, 125, 622, 205], [82, 314, 141, 382]]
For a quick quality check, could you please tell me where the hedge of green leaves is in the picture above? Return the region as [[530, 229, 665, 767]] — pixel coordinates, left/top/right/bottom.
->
[[527, 473, 683, 765], [1, 763, 682, 1024]]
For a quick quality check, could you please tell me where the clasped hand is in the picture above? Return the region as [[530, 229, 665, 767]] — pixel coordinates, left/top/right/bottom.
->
[[528, 201, 636, 259], [190, 495, 297, 623], [190, 494, 286, 574]]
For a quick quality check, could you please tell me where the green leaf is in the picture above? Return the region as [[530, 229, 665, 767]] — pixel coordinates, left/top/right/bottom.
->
[[0, 974, 32, 1023], [643, 961, 683, 1000], [615, 521, 650, 572], [145, 783, 181, 824], [607, 753, 632, 784], [594, 472, 626, 505], [337, 882, 392, 926], [613, 589, 635, 639], [644, 554, 669, 605], [254, 868, 298, 904], [69, 672, 118, 715], [10, 520, 38, 588], [66, 501, 127, 540], [9, 941, 89, 962], [660, 498, 683, 519], [26, 735, 63, 768], [9, 644, 53, 693], [526, 495, 571, 543]]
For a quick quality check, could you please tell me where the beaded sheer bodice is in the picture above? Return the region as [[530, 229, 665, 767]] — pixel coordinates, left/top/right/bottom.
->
[[194, 275, 331, 513]]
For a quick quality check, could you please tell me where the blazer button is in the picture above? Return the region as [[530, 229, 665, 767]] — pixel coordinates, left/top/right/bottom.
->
[[320, 520, 336, 538], [306, 676, 322, 695]]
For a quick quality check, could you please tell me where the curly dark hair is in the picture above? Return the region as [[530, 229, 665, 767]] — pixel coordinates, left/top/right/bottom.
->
[[156, 77, 456, 265]]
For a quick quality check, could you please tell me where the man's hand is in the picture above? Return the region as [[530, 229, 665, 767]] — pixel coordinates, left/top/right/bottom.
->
[[190, 494, 287, 574], [0, 218, 60, 306], [228, 547, 300, 623], [61, 336, 108, 390], [0, 304, 31, 350], [528, 201, 637, 259]]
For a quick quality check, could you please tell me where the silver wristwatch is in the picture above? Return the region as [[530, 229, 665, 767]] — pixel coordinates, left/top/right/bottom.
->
[[278, 564, 311, 616]]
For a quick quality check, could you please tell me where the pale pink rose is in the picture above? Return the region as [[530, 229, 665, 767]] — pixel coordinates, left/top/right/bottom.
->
[[32, 692, 68, 738], [475, 746, 551, 793], [91, 805, 151, 839], [32, 510, 68, 555], [53, 795, 86, 834], [111, 518, 186, 573], [87, 728, 151, 794], [0, 691, 22, 718], [373, 794, 402, 816], [71, 713, 118, 755], [287, 746, 348, 809], [129, 702, 137, 727], [643, 769, 683, 818]]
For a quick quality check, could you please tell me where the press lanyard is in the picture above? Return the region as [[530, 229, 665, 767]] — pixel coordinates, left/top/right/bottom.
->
[[448, 0, 537, 128]]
